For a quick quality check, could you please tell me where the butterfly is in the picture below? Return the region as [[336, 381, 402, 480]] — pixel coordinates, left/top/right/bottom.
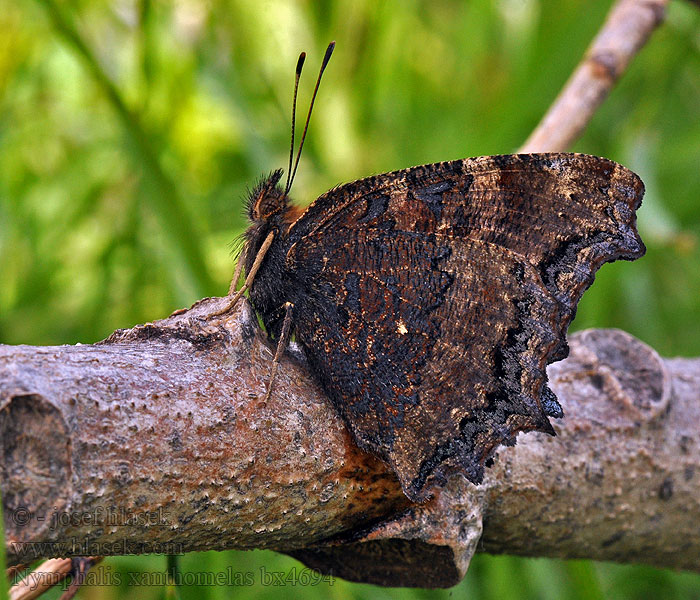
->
[[218, 43, 645, 501]]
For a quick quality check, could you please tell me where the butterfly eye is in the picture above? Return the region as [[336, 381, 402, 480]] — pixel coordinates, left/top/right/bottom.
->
[[252, 191, 284, 221]]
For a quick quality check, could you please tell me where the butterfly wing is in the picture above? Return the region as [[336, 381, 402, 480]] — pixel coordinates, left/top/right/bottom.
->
[[283, 153, 644, 500]]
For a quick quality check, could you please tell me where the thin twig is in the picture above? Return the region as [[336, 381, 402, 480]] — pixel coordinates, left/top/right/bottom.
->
[[8, 557, 102, 600], [5, 565, 27, 582], [8, 558, 72, 600], [519, 0, 668, 153]]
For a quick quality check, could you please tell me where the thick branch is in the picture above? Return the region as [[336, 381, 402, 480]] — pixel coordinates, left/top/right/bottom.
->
[[519, 0, 668, 153], [2, 299, 699, 587]]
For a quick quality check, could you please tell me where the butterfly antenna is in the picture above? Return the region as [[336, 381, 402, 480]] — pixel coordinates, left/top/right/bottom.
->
[[287, 41, 335, 194], [284, 52, 306, 195]]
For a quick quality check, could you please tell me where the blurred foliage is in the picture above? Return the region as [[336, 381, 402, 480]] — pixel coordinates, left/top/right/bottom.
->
[[1, 0, 699, 598]]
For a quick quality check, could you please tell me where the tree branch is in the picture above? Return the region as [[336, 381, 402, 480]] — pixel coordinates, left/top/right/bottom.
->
[[519, 0, 668, 153], [2, 301, 699, 587]]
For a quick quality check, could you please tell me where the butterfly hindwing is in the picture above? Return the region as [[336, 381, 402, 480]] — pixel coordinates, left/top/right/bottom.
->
[[280, 153, 644, 500]]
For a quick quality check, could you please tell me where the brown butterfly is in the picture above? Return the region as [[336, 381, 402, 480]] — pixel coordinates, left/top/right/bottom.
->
[[218, 43, 645, 501]]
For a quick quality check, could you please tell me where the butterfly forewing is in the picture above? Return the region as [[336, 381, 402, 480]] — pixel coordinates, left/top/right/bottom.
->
[[272, 153, 644, 500]]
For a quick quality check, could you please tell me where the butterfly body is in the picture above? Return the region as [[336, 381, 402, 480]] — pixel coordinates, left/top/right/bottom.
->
[[242, 153, 645, 501]]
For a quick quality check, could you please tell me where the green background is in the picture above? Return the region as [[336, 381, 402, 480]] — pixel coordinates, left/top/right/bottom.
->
[[2, 0, 699, 598]]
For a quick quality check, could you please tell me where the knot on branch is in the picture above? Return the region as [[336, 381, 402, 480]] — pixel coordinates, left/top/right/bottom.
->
[[561, 328, 670, 422], [1, 393, 72, 542]]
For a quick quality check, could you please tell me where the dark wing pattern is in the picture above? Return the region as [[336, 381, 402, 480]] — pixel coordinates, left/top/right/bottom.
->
[[283, 153, 644, 500]]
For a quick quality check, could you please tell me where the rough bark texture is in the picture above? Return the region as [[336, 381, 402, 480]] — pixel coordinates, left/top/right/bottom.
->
[[2, 299, 699, 587], [1, 299, 408, 560]]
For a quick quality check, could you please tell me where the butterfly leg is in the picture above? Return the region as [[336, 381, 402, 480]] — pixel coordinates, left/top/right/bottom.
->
[[227, 250, 245, 296], [211, 231, 275, 317], [265, 301, 294, 401]]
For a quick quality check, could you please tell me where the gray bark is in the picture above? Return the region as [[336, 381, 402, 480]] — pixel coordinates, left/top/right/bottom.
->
[[2, 298, 698, 587]]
